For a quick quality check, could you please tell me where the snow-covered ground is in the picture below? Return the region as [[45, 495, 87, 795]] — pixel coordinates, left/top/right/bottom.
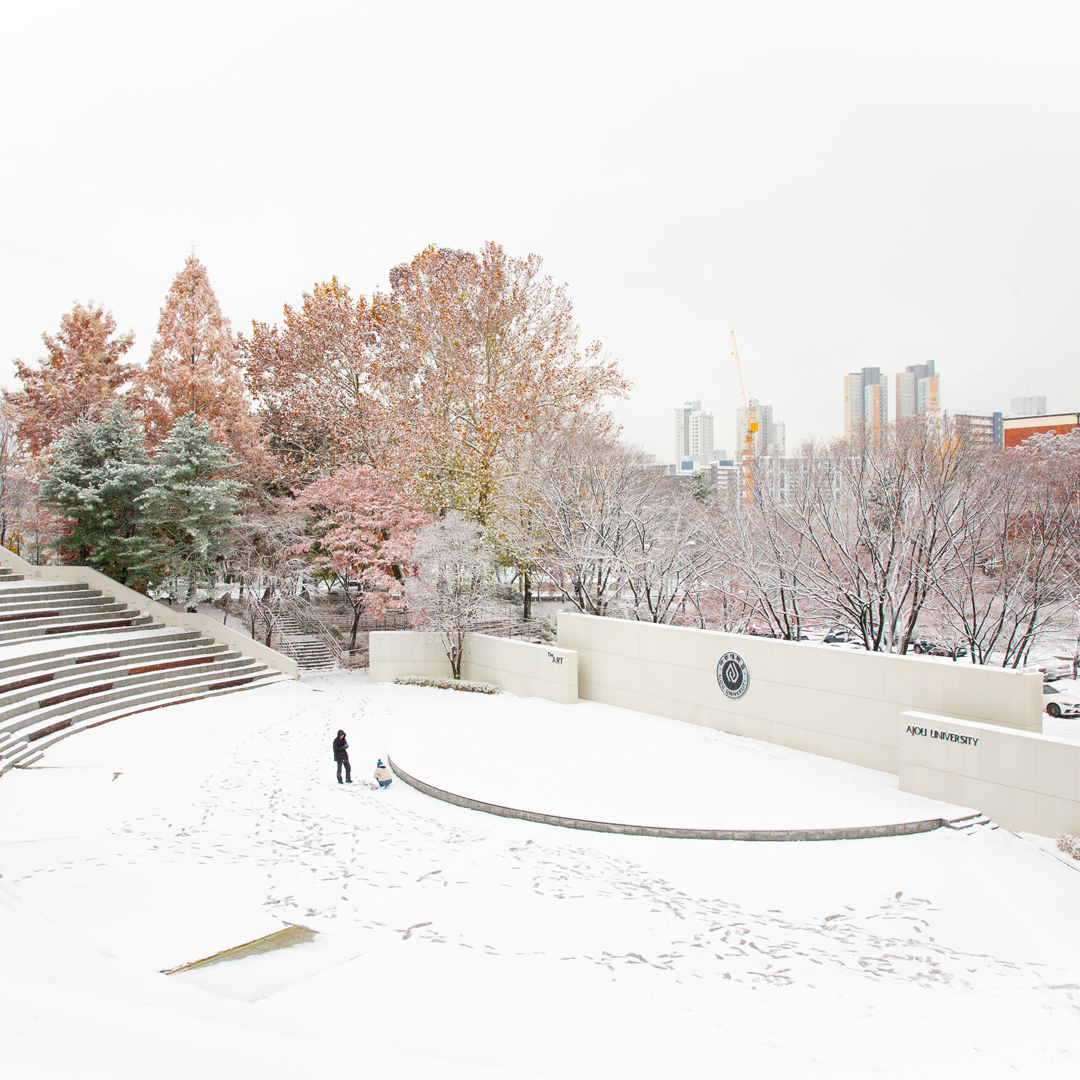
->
[[389, 687, 972, 829], [1, 672, 1079, 1078]]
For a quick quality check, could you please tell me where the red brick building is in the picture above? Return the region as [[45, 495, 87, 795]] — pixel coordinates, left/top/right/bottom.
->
[[1002, 412, 1080, 448]]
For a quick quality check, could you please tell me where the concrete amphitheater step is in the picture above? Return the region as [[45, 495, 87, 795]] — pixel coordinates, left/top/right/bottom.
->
[[0, 604, 135, 632], [0, 564, 295, 775], [0, 610, 157, 645], [0, 644, 237, 722], [0, 653, 270, 736], [0, 643, 231, 705], [2, 676, 291, 773], [0, 583, 100, 602], [0, 663, 287, 773], [0, 627, 205, 674]]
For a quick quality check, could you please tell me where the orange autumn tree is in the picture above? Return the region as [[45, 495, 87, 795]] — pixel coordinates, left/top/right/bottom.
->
[[6, 302, 136, 456], [245, 244, 629, 520], [240, 278, 396, 483], [386, 243, 629, 521], [135, 254, 263, 472]]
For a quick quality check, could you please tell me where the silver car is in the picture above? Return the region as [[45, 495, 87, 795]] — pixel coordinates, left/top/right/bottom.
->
[[1042, 682, 1080, 719]]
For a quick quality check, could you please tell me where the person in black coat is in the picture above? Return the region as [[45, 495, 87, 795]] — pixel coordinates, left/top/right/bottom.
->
[[333, 729, 351, 784]]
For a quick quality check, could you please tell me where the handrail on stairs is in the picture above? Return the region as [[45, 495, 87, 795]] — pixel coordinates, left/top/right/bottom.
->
[[277, 597, 350, 666]]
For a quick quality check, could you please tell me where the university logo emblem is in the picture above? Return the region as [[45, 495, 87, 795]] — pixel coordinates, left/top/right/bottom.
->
[[717, 651, 749, 699]]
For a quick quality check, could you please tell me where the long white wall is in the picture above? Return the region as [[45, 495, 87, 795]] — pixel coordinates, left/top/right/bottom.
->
[[556, 612, 1042, 775], [0, 548, 298, 679], [900, 710, 1080, 836], [369, 631, 578, 704]]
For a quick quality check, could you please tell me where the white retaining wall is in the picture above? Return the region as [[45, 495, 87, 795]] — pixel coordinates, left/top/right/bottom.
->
[[900, 710, 1080, 836], [556, 612, 1042, 775], [369, 631, 454, 682], [0, 548, 298, 679], [369, 632, 578, 703], [461, 635, 577, 704]]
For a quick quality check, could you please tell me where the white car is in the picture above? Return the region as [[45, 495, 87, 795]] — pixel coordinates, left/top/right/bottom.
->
[[1042, 682, 1080, 719]]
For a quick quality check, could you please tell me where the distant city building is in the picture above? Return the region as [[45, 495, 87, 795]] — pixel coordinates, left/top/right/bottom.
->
[[1010, 396, 1047, 416], [674, 401, 716, 473], [844, 367, 888, 445], [917, 375, 940, 414], [895, 361, 940, 421], [706, 460, 741, 502], [736, 397, 786, 459], [1003, 412, 1079, 448], [954, 413, 1004, 451], [864, 379, 887, 447]]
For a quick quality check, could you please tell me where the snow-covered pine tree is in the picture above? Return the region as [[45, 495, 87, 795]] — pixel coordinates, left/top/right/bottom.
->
[[133, 414, 243, 610], [37, 403, 150, 584]]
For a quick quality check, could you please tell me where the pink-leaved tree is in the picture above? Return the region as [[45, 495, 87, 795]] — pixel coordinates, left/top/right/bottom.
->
[[291, 467, 430, 649]]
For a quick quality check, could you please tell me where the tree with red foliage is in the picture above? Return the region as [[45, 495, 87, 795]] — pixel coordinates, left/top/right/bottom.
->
[[135, 254, 263, 471], [291, 467, 430, 649], [5, 302, 135, 455]]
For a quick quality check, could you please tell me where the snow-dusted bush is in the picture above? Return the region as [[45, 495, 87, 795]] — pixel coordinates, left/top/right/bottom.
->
[[1057, 835, 1080, 860], [392, 675, 502, 695]]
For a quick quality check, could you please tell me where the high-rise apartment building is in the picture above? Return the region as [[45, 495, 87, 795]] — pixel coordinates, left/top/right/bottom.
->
[[917, 375, 940, 414], [844, 372, 864, 441], [863, 379, 887, 446], [895, 361, 940, 421], [674, 400, 715, 471], [845, 367, 889, 444]]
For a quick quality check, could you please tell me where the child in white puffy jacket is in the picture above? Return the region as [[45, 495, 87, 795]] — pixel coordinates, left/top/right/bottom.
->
[[373, 760, 393, 788]]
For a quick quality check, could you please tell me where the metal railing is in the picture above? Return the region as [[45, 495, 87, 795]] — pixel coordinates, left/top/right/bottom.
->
[[278, 597, 354, 667]]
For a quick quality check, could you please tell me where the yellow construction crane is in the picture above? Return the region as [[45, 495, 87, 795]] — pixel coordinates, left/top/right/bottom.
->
[[730, 331, 757, 498]]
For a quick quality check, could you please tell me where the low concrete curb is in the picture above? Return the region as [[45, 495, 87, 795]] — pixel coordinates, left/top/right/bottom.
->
[[386, 755, 957, 842]]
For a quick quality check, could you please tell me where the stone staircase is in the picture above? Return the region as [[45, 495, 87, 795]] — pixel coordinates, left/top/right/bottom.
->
[[0, 566, 290, 775], [266, 604, 335, 671], [945, 812, 996, 832]]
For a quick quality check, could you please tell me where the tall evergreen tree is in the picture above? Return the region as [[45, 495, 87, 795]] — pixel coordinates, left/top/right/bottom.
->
[[37, 404, 149, 583], [133, 414, 243, 609]]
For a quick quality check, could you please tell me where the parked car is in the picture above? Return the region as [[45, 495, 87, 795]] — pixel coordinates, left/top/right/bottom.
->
[[1042, 682, 1080, 719], [1030, 659, 1075, 682], [912, 640, 969, 659], [823, 628, 859, 645]]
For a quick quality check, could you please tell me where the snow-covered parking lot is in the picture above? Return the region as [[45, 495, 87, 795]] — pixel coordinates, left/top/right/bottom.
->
[[1, 672, 1079, 1079]]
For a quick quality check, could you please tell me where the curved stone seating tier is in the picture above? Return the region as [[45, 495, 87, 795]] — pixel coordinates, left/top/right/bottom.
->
[[0, 566, 290, 775]]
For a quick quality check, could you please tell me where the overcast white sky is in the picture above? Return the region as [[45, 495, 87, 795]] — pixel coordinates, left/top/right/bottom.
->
[[2, 0, 1078, 461]]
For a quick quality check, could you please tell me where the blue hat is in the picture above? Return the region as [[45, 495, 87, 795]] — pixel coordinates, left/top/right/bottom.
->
[[377, 759, 384, 767]]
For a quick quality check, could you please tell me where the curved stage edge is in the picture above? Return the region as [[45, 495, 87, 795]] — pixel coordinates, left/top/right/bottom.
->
[[386, 755, 978, 842]]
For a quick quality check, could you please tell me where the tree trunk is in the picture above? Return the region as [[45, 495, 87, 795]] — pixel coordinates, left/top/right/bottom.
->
[[349, 603, 362, 651], [523, 569, 532, 620]]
